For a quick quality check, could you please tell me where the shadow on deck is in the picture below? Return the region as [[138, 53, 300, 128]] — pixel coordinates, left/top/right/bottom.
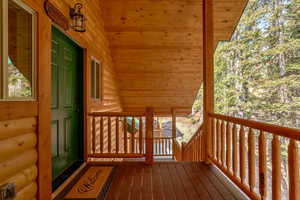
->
[[105, 162, 249, 200]]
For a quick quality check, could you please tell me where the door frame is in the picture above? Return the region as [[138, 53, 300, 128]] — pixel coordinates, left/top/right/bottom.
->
[[51, 25, 85, 191]]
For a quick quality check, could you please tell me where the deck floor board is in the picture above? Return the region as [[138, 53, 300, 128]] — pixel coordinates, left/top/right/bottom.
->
[[105, 162, 249, 200]]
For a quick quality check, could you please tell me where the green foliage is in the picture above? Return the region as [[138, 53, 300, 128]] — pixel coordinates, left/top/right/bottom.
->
[[8, 60, 32, 98], [213, 0, 300, 129]]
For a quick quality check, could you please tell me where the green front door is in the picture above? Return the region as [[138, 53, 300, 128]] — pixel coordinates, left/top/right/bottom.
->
[[51, 27, 83, 188]]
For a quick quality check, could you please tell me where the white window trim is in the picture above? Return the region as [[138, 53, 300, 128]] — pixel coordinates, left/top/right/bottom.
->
[[91, 57, 102, 100], [0, 0, 37, 101]]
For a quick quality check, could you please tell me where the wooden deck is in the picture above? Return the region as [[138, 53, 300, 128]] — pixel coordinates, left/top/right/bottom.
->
[[105, 162, 249, 200]]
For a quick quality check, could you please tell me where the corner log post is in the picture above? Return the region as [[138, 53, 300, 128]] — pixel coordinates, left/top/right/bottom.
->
[[145, 107, 154, 164], [203, 0, 214, 162]]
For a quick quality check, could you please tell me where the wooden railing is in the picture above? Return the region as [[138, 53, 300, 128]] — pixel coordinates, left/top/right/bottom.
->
[[208, 113, 300, 200], [153, 137, 173, 156], [88, 112, 146, 158], [181, 124, 205, 162], [173, 139, 183, 161], [125, 137, 146, 154]]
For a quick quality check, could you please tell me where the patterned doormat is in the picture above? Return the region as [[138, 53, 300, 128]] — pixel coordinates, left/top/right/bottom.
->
[[64, 166, 115, 200]]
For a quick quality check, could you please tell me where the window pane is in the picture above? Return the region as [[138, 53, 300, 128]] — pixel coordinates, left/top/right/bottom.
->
[[7, 0, 34, 98]]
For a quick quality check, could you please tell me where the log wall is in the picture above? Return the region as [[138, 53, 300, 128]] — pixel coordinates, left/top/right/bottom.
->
[[0, 0, 122, 199], [0, 117, 38, 200]]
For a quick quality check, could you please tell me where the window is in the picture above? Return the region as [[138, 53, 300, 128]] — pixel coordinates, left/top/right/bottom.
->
[[0, 0, 36, 100], [91, 58, 102, 100]]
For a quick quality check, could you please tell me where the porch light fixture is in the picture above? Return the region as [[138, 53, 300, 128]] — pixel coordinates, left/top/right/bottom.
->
[[70, 3, 86, 32]]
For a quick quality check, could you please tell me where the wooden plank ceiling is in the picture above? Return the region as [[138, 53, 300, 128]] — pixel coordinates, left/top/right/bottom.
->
[[101, 0, 248, 115]]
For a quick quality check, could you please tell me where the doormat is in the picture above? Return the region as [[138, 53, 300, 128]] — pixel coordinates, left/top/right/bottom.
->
[[64, 166, 115, 200]]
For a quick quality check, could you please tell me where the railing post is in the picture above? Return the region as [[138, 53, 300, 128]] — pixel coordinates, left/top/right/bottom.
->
[[172, 108, 176, 160], [288, 139, 300, 200], [203, 0, 214, 163], [145, 107, 154, 164], [181, 142, 184, 161]]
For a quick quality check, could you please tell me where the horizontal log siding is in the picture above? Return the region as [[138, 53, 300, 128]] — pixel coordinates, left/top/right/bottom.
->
[[0, 0, 122, 199], [0, 117, 38, 200]]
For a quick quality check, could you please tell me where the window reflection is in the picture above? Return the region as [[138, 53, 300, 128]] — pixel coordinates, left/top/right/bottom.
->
[[7, 0, 34, 98], [8, 57, 32, 97]]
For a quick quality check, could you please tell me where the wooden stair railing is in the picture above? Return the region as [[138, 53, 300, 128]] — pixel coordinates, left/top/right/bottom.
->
[[88, 112, 147, 159], [177, 124, 205, 162], [208, 112, 300, 200], [173, 139, 183, 161]]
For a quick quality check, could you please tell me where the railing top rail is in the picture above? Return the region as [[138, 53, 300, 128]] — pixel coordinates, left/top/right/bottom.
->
[[88, 112, 146, 117], [153, 137, 173, 140], [185, 123, 204, 147], [209, 112, 300, 141]]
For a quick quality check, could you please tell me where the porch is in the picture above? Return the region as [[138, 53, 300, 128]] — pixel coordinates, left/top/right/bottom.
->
[[0, 0, 299, 199], [76, 162, 249, 200]]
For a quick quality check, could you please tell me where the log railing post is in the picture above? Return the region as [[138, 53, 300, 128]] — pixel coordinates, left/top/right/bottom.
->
[[226, 122, 232, 172], [212, 118, 216, 159], [116, 117, 119, 154], [92, 116, 96, 154], [272, 135, 281, 200], [203, 0, 214, 163], [259, 131, 267, 199], [100, 117, 104, 153], [248, 128, 256, 192], [131, 116, 135, 153], [146, 107, 154, 164], [124, 117, 127, 153], [232, 124, 238, 177], [108, 117, 111, 153], [240, 126, 246, 185], [288, 139, 300, 200], [172, 108, 176, 160], [139, 117, 143, 154], [221, 121, 225, 167]]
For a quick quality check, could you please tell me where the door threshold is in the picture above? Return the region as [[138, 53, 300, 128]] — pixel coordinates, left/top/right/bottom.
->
[[52, 162, 87, 200]]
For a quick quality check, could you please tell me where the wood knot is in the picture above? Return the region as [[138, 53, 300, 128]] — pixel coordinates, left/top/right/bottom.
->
[[18, 141, 25, 146]]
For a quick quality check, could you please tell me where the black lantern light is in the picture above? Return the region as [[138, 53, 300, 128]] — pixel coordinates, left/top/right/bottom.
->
[[70, 3, 86, 32]]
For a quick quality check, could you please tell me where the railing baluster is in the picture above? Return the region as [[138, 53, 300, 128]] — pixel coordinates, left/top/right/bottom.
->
[[195, 135, 197, 161], [212, 118, 216, 159], [259, 131, 267, 199], [124, 117, 127, 153], [197, 134, 200, 161], [232, 124, 238, 177], [139, 117, 143, 154], [164, 138, 167, 155], [100, 117, 104, 153], [162, 138, 164, 155], [108, 117, 111, 153], [169, 138, 172, 155], [131, 116, 135, 153], [248, 128, 256, 192], [217, 119, 221, 163], [161, 138, 163, 155], [288, 139, 300, 200], [272, 135, 281, 200], [92, 117, 96, 154], [116, 117, 119, 154], [226, 122, 232, 172], [240, 126, 246, 185], [156, 139, 158, 155], [160, 138, 162, 155], [221, 120, 226, 167]]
